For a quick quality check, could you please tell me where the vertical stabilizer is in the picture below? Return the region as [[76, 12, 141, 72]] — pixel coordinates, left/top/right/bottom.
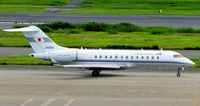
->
[[4, 26, 62, 53]]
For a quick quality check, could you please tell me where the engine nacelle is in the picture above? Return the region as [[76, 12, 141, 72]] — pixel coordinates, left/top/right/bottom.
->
[[29, 49, 77, 62], [29, 52, 50, 60]]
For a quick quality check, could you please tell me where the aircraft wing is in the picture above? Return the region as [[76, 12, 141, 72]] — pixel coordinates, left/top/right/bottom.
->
[[63, 64, 127, 69]]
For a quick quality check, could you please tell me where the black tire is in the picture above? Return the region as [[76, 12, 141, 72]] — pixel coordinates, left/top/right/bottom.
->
[[177, 73, 181, 77]]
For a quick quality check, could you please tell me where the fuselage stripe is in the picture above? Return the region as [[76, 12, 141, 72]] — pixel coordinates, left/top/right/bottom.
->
[[74, 60, 188, 65]]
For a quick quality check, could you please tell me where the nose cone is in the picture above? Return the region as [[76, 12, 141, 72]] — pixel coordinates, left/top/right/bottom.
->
[[185, 58, 195, 66], [189, 60, 195, 66]]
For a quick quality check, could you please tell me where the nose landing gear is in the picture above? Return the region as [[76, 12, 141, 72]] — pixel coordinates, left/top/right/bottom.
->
[[177, 67, 184, 77]]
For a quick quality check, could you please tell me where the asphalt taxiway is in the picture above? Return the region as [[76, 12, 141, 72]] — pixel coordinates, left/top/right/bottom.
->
[[0, 66, 199, 106], [1, 13, 200, 28]]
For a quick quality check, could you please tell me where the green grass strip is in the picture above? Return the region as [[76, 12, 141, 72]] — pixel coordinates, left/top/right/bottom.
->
[[0, 4, 50, 13], [0, 56, 52, 65], [0, 0, 70, 13], [1, 31, 200, 49], [60, 9, 200, 15], [63, 0, 200, 15]]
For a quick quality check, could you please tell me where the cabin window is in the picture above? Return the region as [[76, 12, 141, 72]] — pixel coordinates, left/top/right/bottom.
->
[[105, 56, 107, 58], [146, 56, 149, 59], [136, 56, 139, 59], [100, 56, 102, 58], [157, 56, 159, 59], [141, 56, 144, 59], [115, 56, 118, 59], [110, 56, 112, 58], [152, 56, 154, 59], [95, 55, 97, 58], [121, 56, 123, 59], [126, 56, 128, 59], [131, 56, 133, 59]]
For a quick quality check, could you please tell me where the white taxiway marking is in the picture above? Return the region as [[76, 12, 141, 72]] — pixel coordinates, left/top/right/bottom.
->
[[20, 98, 34, 106], [41, 98, 57, 106], [64, 98, 75, 106]]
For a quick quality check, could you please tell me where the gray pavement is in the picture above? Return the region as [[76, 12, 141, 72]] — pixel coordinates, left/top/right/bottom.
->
[[69, 0, 81, 6], [0, 66, 199, 106], [45, 0, 81, 14], [0, 47, 33, 56], [1, 13, 200, 28], [0, 47, 199, 58], [176, 50, 200, 58]]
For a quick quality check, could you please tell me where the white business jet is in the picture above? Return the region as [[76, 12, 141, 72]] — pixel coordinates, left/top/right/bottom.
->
[[4, 26, 195, 77]]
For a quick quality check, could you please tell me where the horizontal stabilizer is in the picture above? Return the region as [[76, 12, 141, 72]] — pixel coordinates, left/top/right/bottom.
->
[[3, 26, 39, 32]]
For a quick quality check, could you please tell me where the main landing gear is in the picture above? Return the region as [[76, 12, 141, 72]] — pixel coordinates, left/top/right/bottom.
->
[[92, 70, 101, 77], [177, 67, 184, 77]]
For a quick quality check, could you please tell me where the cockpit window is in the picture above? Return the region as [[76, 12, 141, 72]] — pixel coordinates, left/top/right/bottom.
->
[[173, 54, 184, 58]]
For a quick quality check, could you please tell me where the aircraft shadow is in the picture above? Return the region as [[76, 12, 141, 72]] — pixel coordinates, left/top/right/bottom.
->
[[35, 72, 128, 80], [34, 70, 177, 80]]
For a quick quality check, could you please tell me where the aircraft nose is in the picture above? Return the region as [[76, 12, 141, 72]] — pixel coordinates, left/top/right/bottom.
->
[[186, 58, 195, 66], [190, 61, 195, 65]]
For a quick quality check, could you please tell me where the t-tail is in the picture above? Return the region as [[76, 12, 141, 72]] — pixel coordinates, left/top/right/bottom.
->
[[3, 26, 63, 53]]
